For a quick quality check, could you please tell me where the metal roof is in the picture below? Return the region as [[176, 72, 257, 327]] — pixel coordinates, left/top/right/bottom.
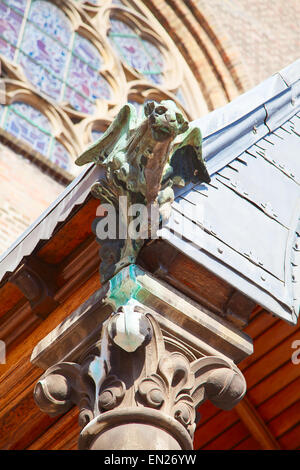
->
[[0, 60, 300, 324], [160, 59, 300, 325]]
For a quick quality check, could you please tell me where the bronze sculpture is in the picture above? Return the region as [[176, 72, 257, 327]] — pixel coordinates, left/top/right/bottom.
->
[[76, 100, 210, 282]]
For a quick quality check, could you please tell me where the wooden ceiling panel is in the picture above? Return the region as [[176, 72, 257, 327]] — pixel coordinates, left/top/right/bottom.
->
[[194, 317, 300, 451], [232, 435, 262, 450], [27, 407, 79, 450], [240, 319, 297, 370], [194, 409, 239, 449], [278, 424, 300, 450], [257, 378, 300, 422], [243, 330, 300, 389], [268, 402, 300, 439], [196, 400, 219, 426], [244, 310, 277, 339], [201, 421, 249, 450], [247, 360, 300, 405]]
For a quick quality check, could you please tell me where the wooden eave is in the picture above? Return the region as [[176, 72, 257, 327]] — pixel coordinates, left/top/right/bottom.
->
[[0, 192, 253, 353]]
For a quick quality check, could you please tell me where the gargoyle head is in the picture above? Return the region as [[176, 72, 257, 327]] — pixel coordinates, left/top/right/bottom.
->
[[144, 100, 189, 142]]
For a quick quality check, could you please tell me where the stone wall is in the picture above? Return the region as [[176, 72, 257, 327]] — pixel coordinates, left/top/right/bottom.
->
[[204, 0, 300, 87], [145, 0, 300, 101]]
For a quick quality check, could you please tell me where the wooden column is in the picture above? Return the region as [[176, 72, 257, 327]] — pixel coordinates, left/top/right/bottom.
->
[[31, 264, 252, 450]]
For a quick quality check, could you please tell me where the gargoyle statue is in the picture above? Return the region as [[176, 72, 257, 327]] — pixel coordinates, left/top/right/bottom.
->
[[75, 100, 210, 282]]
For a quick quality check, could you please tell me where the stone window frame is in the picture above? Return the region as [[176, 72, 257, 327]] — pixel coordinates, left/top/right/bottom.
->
[[0, 79, 81, 180], [0, 0, 122, 118], [0, 0, 206, 178]]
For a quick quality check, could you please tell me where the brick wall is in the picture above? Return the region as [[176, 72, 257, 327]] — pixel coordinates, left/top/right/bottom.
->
[[145, 0, 300, 102], [144, 0, 243, 110], [0, 143, 65, 255], [201, 0, 300, 88]]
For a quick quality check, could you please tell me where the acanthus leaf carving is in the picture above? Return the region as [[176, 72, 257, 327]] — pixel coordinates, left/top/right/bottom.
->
[[33, 362, 81, 417], [190, 356, 247, 411], [137, 351, 197, 436], [138, 374, 166, 409], [98, 375, 126, 411], [33, 302, 246, 449]]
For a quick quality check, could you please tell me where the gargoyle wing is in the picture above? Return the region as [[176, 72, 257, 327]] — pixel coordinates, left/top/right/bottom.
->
[[162, 126, 211, 187], [75, 104, 137, 167]]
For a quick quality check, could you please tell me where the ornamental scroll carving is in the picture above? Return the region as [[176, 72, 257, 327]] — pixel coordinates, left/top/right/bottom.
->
[[75, 100, 210, 283], [34, 302, 246, 450]]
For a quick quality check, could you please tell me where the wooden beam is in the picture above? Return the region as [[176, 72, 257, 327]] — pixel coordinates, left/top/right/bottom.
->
[[235, 395, 281, 450]]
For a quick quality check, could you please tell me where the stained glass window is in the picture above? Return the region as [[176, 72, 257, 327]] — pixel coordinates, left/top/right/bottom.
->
[[128, 100, 144, 119], [91, 129, 104, 142], [109, 18, 164, 85], [0, 104, 5, 126], [7, 0, 27, 14], [1, 101, 71, 171], [175, 88, 186, 107], [4, 102, 52, 155], [66, 36, 110, 114], [50, 139, 70, 170], [29, 0, 72, 47], [0, 0, 110, 113], [73, 0, 100, 4], [19, 19, 68, 101], [0, 1, 23, 61]]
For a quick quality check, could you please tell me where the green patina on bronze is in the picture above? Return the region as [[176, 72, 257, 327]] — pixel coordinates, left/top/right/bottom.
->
[[76, 100, 210, 283], [106, 264, 144, 310]]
